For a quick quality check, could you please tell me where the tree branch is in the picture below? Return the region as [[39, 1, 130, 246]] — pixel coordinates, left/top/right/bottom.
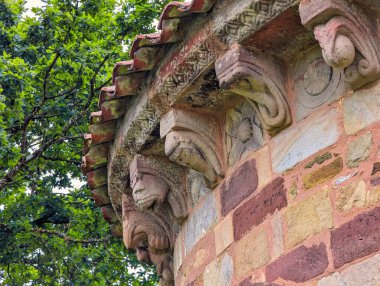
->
[[31, 228, 112, 244]]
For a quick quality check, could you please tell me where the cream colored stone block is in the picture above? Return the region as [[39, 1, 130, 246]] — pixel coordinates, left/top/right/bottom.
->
[[203, 254, 233, 286], [215, 215, 234, 256], [234, 227, 269, 279], [285, 188, 333, 249]]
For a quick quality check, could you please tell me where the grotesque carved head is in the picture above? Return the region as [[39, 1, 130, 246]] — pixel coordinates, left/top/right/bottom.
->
[[131, 169, 169, 211], [122, 192, 175, 285], [129, 155, 188, 221], [160, 109, 225, 187]]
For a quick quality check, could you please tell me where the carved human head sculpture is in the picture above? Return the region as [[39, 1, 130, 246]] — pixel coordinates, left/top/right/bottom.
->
[[129, 154, 188, 222], [160, 109, 225, 187], [122, 192, 175, 285]]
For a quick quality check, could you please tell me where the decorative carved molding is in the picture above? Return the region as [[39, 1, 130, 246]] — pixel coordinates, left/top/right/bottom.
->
[[226, 99, 264, 166], [216, 44, 292, 136], [160, 109, 225, 187], [214, 0, 298, 45], [292, 46, 348, 121], [122, 192, 175, 285], [299, 0, 380, 89], [129, 154, 188, 222]]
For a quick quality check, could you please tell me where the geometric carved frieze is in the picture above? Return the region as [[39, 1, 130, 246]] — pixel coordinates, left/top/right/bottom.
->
[[129, 154, 188, 222], [160, 109, 225, 187], [299, 0, 380, 89], [216, 44, 292, 136], [293, 46, 348, 121]]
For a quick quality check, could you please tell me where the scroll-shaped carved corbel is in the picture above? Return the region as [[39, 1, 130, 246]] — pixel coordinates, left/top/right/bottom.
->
[[122, 192, 175, 285], [130, 154, 188, 222], [299, 0, 380, 89], [215, 44, 291, 136], [160, 109, 225, 187]]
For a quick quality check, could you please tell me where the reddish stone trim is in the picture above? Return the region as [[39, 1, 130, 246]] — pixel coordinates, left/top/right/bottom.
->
[[233, 177, 287, 240], [331, 206, 380, 268], [266, 243, 328, 283]]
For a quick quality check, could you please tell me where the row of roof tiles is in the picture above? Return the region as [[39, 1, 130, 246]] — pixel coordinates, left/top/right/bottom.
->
[[81, 0, 217, 229]]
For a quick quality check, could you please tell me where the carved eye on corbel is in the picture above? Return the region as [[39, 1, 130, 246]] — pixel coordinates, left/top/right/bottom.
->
[[215, 44, 292, 136], [129, 154, 188, 222], [160, 109, 225, 187], [299, 0, 380, 89]]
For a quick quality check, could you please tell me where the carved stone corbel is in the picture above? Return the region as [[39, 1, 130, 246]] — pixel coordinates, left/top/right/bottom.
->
[[129, 154, 188, 222], [122, 192, 175, 285], [299, 0, 380, 89], [215, 44, 292, 136], [160, 109, 225, 187]]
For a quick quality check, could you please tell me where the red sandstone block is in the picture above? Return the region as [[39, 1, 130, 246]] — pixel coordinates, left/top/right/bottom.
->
[[331, 206, 380, 268], [233, 177, 287, 240], [266, 243, 328, 283], [220, 159, 258, 216]]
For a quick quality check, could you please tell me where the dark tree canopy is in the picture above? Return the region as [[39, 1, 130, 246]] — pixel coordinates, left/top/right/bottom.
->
[[0, 0, 170, 284]]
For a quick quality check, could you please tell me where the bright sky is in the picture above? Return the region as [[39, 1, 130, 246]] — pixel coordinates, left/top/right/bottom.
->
[[24, 0, 44, 17]]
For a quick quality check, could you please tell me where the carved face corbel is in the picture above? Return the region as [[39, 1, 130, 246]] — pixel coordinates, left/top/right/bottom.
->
[[129, 154, 188, 222], [122, 192, 175, 285], [215, 44, 292, 136], [160, 109, 225, 187], [299, 0, 380, 89]]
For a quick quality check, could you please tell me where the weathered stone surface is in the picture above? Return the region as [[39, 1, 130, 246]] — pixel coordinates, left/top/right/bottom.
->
[[303, 157, 343, 189], [370, 177, 380, 186], [129, 154, 188, 221], [226, 100, 263, 167], [266, 243, 328, 283], [254, 146, 273, 190], [160, 109, 224, 187], [336, 180, 366, 212], [367, 187, 380, 206], [173, 230, 184, 276], [271, 210, 284, 259], [285, 188, 333, 249], [305, 152, 332, 169], [239, 280, 280, 286], [343, 86, 380, 135], [293, 48, 347, 121], [299, 0, 380, 89], [346, 132, 372, 168], [184, 192, 218, 254], [220, 158, 258, 216], [188, 170, 211, 207], [331, 206, 380, 268], [216, 45, 291, 136], [234, 227, 269, 279], [371, 162, 380, 175], [203, 254, 233, 286], [272, 108, 340, 173], [318, 254, 380, 286], [214, 214, 233, 256], [233, 177, 287, 240]]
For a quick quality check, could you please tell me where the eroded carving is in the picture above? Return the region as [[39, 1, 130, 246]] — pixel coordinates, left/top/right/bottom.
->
[[299, 0, 380, 89], [293, 46, 347, 121], [216, 44, 291, 136], [122, 192, 175, 285], [160, 109, 225, 187], [130, 154, 188, 222], [226, 99, 264, 166]]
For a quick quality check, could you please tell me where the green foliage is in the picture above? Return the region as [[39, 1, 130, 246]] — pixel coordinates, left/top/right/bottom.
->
[[0, 0, 170, 284]]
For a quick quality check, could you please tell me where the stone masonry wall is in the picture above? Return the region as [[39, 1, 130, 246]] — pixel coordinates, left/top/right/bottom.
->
[[174, 79, 380, 285]]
